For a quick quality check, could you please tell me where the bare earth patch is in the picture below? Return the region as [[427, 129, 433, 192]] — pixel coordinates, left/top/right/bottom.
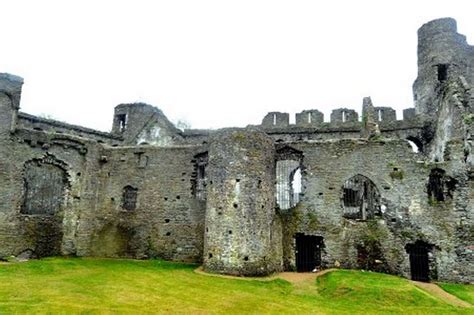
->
[[195, 267, 336, 284]]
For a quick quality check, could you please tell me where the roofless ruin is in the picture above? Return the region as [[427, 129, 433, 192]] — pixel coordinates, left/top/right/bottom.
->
[[0, 18, 472, 283]]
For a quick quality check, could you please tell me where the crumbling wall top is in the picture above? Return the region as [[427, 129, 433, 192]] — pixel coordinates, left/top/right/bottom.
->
[[0, 73, 24, 109]]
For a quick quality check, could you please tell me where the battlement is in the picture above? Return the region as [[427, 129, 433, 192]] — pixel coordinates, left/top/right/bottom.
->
[[260, 100, 420, 130]]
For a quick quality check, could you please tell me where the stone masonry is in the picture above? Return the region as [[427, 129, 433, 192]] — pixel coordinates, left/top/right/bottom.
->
[[0, 18, 472, 283]]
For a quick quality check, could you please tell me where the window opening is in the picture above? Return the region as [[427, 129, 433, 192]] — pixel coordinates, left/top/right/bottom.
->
[[342, 175, 381, 220], [427, 168, 456, 202], [428, 168, 445, 202], [437, 64, 448, 82], [21, 157, 68, 215], [406, 137, 423, 153], [342, 111, 346, 122], [276, 160, 301, 210], [117, 114, 127, 132], [122, 185, 138, 210], [192, 152, 208, 200], [308, 113, 312, 123], [378, 109, 382, 122], [273, 113, 277, 125]]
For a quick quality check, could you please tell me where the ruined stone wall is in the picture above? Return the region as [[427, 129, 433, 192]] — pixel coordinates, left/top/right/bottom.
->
[[0, 128, 100, 258], [16, 112, 122, 144], [279, 139, 472, 283], [0, 17, 472, 283], [75, 145, 206, 261]]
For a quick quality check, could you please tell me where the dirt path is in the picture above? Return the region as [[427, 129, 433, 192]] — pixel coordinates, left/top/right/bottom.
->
[[411, 281, 472, 308], [194, 267, 335, 284], [277, 269, 335, 284]]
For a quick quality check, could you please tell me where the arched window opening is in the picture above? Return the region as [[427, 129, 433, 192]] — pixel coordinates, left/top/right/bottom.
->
[[122, 186, 138, 211], [406, 136, 423, 153], [21, 156, 69, 215], [116, 114, 127, 132], [276, 160, 301, 210], [427, 168, 457, 202], [276, 146, 303, 210], [342, 175, 381, 220]]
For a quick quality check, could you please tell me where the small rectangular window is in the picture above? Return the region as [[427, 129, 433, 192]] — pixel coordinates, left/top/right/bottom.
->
[[122, 186, 138, 210], [437, 64, 448, 82]]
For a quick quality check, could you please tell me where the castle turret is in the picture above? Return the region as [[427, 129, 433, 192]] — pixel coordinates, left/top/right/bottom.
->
[[203, 128, 283, 276], [413, 18, 473, 117]]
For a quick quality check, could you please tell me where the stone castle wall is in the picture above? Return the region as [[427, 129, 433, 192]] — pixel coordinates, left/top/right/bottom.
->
[[0, 18, 472, 283]]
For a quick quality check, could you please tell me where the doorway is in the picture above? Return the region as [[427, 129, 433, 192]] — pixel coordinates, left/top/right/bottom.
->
[[406, 241, 430, 282], [295, 234, 324, 272]]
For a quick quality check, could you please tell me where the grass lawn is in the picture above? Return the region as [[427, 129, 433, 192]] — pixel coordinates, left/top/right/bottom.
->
[[0, 258, 471, 314], [439, 283, 474, 305]]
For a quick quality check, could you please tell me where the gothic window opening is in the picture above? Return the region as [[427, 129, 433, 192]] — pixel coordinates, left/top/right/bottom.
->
[[192, 152, 208, 201], [342, 175, 381, 220], [122, 186, 138, 211], [437, 64, 448, 82], [21, 156, 69, 215], [276, 160, 301, 210]]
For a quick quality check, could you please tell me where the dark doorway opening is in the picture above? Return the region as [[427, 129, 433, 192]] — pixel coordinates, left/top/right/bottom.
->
[[295, 234, 324, 272], [406, 241, 431, 282]]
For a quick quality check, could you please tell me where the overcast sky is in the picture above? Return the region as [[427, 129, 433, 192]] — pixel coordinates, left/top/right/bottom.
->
[[1, 1, 473, 131]]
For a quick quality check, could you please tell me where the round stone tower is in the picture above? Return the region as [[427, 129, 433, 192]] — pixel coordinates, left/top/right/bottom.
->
[[413, 18, 472, 116], [203, 128, 283, 276]]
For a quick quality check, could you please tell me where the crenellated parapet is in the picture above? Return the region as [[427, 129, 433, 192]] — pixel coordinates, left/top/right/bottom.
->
[[261, 112, 290, 128], [259, 103, 422, 133], [295, 109, 324, 126], [330, 108, 359, 123], [373, 107, 397, 122]]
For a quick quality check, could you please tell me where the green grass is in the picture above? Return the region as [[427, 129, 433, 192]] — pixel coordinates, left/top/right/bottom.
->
[[0, 258, 470, 314], [439, 283, 474, 305]]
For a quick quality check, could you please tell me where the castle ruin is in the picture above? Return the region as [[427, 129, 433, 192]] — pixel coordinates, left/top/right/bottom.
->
[[0, 18, 472, 283]]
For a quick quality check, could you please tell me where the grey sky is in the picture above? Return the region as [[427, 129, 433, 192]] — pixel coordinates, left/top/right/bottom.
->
[[1, 0, 473, 131]]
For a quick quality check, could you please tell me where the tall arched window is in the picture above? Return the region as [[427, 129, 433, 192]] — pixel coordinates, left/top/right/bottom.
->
[[276, 146, 303, 210], [342, 175, 380, 220]]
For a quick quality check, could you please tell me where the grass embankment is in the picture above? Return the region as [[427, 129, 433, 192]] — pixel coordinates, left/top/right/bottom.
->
[[0, 258, 471, 314], [439, 283, 474, 305]]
